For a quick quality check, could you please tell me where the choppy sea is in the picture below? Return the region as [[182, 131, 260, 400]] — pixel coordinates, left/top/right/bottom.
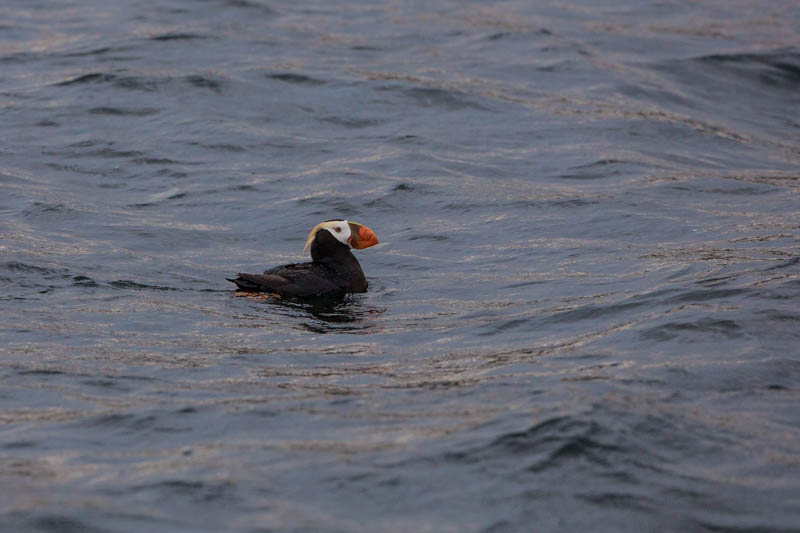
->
[[2, 1, 799, 531]]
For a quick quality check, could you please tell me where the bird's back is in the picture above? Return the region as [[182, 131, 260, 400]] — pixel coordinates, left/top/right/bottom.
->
[[228, 261, 348, 298]]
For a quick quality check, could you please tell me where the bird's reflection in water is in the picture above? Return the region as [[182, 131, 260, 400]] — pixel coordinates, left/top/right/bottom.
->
[[237, 291, 384, 334], [287, 297, 386, 334]]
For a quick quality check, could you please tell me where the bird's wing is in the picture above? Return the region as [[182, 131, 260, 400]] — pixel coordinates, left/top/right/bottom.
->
[[228, 262, 346, 298]]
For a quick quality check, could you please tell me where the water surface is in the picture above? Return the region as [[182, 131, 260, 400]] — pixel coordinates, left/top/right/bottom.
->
[[1, 0, 799, 531]]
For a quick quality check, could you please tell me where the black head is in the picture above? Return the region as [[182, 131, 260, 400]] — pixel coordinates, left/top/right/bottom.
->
[[310, 226, 353, 263]]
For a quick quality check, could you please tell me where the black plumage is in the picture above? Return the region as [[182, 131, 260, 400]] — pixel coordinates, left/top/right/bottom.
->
[[227, 222, 375, 299]]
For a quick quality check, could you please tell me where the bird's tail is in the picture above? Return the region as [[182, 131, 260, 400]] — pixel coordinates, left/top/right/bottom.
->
[[227, 275, 261, 291]]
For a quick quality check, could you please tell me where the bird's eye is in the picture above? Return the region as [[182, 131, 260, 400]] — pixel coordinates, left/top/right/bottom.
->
[[335, 226, 342, 232]]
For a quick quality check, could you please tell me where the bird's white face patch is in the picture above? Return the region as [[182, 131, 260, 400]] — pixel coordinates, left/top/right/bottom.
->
[[303, 219, 352, 255], [323, 220, 351, 246]]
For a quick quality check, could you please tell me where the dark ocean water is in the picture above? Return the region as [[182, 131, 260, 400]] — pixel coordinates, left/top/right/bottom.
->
[[2, 0, 800, 531]]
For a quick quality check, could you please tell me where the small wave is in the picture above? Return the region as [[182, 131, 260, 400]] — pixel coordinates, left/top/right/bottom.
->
[[109, 280, 180, 291], [549, 198, 597, 207], [21, 202, 74, 217], [362, 182, 436, 211], [318, 116, 383, 128], [402, 87, 488, 111], [642, 318, 743, 341], [43, 145, 142, 158], [190, 142, 246, 153], [695, 50, 800, 88], [73, 275, 99, 287], [16, 368, 65, 376], [3, 440, 36, 449], [390, 134, 424, 145], [267, 72, 326, 86], [350, 44, 383, 51], [54, 71, 163, 91], [112, 76, 161, 91], [131, 479, 237, 504], [223, 0, 277, 14], [82, 412, 161, 432], [150, 32, 209, 41], [449, 416, 624, 474], [542, 300, 647, 326], [184, 75, 223, 92], [665, 288, 750, 304], [27, 516, 97, 533], [59, 46, 117, 58], [54, 72, 116, 86], [406, 235, 449, 245], [81, 378, 132, 391], [88, 106, 159, 116], [762, 255, 800, 272], [3, 261, 70, 278], [560, 158, 663, 180]]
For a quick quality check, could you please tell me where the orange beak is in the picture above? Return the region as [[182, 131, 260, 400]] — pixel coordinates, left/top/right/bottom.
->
[[348, 222, 379, 250]]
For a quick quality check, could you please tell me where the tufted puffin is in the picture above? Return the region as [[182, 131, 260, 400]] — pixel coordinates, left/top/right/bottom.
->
[[227, 220, 379, 299]]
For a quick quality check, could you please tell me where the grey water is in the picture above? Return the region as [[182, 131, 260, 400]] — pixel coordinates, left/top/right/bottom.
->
[[1, 0, 799, 531]]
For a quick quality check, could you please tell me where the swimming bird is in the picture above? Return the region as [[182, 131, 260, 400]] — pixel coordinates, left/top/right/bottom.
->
[[227, 220, 379, 298]]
